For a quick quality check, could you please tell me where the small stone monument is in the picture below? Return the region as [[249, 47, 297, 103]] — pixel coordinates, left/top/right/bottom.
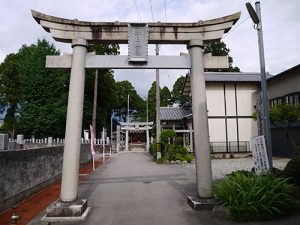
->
[[0, 134, 9, 150]]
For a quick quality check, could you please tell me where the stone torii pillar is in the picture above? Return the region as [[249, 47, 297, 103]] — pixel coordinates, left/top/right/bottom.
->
[[116, 125, 121, 152], [125, 128, 129, 151], [31, 9, 240, 219], [188, 40, 212, 198], [61, 39, 87, 203]]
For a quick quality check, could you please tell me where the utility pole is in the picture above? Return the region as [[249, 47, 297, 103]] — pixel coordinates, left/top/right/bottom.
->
[[125, 94, 130, 151], [156, 44, 161, 159], [92, 69, 98, 135], [246, 1, 273, 169], [127, 94, 130, 123], [146, 96, 150, 151]]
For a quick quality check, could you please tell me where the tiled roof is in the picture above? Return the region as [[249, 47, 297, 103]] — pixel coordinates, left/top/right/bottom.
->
[[204, 72, 273, 82], [183, 72, 273, 96], [267, 64, 300, 82], [160, 107, 192, 121]]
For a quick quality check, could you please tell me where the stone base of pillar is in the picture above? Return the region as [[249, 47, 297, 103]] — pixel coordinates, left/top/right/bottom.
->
[[41, 199, 90, 222], [187, 195, 216, 210]]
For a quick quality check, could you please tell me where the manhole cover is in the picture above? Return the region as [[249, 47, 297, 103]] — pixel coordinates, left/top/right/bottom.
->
[[143, 181, 152, 184]]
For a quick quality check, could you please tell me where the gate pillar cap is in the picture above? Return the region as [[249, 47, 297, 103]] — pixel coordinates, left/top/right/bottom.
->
[[72, 39, 88, 48], [187, 40, 203, 49]]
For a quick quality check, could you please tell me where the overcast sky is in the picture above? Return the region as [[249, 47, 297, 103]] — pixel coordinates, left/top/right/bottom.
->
[[0, 0, 299, 97]]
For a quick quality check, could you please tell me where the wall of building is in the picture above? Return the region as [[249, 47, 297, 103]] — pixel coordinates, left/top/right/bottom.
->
[[206, 82, 258, 152], [0, 144, 92, 212], [268, 69, 300, 99]]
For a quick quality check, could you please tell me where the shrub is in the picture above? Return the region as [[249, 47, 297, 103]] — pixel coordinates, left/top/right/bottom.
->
[[283, 156, 300, 185], [164, 145, 193, 162], [175, 137, 183, 146], [160, 129, 176, 145], [149, 142, 157, 160], [214, 171, 300, 221]]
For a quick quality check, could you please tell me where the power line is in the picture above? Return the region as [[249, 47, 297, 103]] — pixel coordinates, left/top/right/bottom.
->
[[133, 0, 142, 21], [164, 0, 167, 22], [223, 16, 250, 39], [149, 0, 154, 22]]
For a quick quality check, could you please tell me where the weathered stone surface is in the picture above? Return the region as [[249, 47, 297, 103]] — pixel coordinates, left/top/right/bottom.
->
[[46, 199, 88, 217], [212, 205, 230, 219], [0, 134, 8, 150], [187, 195, 216, 210], [31, 10, 240, 44]]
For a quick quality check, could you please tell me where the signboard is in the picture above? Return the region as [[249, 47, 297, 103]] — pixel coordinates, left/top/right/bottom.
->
[[128, 23, 148, 62], [250, 135, 270, 175]]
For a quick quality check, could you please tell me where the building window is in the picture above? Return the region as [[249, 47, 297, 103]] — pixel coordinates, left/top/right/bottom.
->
[[294, 94, 299, 105], [289, 95, 294, 104], [269, 92, 300, 108]]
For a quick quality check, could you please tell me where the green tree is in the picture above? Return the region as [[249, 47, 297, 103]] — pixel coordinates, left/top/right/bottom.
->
[[171, 76, 189, 106], [146, 82, 172, 121], [0, 53, 21, 137], [147, 81, 158, 122], [204, 41, 240, 72], [83, 44, 119, 136], [16, 39, 69, 138], [113, 80, 144, 122], [161, 86, 171, 107]]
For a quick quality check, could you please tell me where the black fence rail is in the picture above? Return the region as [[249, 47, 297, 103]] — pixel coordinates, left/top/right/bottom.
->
[[210, 141, 250, 153]]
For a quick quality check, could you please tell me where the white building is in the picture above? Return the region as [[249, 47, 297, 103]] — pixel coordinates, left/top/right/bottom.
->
[[161, 72, 267, 153]]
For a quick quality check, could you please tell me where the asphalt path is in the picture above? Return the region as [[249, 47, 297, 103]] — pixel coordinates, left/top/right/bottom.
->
[[30, 150, 300, 225]]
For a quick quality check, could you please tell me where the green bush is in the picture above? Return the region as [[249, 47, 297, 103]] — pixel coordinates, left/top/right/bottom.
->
[[160, 129, 176, 145], [283, 156, 300, 185], [149, 142, 157, 160], [214, 171, 300, 221], [175, 137, 183, 146], [164, 145, 193, 162]]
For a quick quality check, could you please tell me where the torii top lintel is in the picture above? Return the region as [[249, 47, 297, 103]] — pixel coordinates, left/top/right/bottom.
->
[[31, 10, 240, 45]]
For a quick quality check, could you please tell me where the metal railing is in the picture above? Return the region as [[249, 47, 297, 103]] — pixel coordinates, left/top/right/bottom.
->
[[210, 141, 250, 153]]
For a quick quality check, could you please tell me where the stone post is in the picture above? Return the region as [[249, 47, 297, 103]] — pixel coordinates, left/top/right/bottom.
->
[[146, 126, 150, 152], [190, 130, 194, 153], [125, 129, 129, 151], [47, 137, 53, 147], [60, 39, 87, 202], [188, 40, 213, 198], [16, 134, 24, 150], [0, 134, 9, 150], [116, 125, 120, 152]]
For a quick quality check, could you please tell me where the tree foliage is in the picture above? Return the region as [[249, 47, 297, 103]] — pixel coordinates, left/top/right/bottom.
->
[[270, 104, 300, 127], [83, 44, 120, 136], [112, 80, 144, 122], [0, 53, 21, 137], [160, 86, 171, 107], [269, 104, 300, 153], [146, 81, 172, 122], [171, 76, 189, 106], [16, 39, 69, 138]]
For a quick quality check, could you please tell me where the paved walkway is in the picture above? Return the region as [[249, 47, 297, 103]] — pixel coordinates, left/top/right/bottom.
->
[[28, 151, 300, 225]]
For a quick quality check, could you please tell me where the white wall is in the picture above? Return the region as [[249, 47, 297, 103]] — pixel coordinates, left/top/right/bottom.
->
[[206, 82, 258, 143]]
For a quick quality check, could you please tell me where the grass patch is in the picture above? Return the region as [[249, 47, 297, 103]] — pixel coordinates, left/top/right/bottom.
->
[[214, 170, 300, 221]]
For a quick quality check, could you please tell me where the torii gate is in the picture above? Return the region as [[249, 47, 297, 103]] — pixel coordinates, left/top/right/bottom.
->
[[31, 10, 240, 219], [119, 122, 153, 151]]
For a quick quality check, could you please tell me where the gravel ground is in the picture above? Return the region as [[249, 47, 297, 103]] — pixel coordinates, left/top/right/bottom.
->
[[182, 157, 291, 180], [211, 157, 290, 179]]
